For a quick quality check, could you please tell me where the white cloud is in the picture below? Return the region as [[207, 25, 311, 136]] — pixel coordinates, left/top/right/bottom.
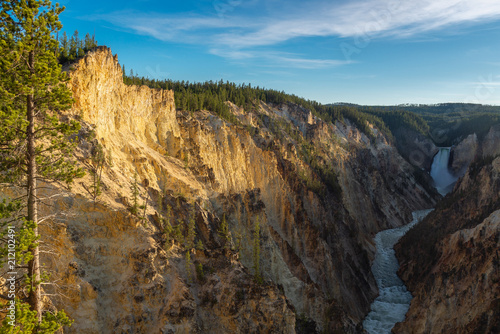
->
[[86, 10, 255, 43], [209, 48, 257, 60], [213, 0, 500, 48], [266, 55, 354, 69], [209, 48, 353, 69], [93, 0, 500, 61], [469, 82, 500, 86]]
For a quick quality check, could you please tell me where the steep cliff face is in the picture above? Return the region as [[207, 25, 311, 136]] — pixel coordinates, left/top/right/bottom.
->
[[450, 124, 500, 175], [66, 47, 186, 196], [482, 124, 500, 158], [450, 133, 478, 174], [395, 156, 500, 333], [33, 190, 295, 334], [2, 47, 439, 333], [394, 128, 438, 171]]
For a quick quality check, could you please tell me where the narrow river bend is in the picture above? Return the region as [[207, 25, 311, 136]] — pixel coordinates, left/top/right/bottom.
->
[[363, 145, 457, 332], [362, 209, 432, 333]]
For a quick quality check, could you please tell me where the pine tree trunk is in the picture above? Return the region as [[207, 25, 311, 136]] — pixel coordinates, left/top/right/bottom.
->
[[26, 49, 42, 323]]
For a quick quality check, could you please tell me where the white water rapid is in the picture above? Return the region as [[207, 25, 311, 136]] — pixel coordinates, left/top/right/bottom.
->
[[362, 209, 432, 334], [430, 148, 458, 195]]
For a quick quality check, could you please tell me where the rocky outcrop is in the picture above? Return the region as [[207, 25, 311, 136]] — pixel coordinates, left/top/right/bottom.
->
[[1, 47, 439, 333], [449, 133, 478, 174], [482, 124, 500, 158], [449, 124, 500, 176], [394, 128, 438, 171], [31, 190, 294, 334], [67, 46, 184, 195], [395, 156, 500, 333]]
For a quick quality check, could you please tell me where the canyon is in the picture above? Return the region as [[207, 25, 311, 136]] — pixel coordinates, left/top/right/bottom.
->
[[1, 46, 499, 333], [395, 130, 500, 333], [36, 47, 437, 333]]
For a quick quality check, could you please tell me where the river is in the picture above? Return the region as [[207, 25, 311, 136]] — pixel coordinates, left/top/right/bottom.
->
[[363, 147, 457, 332], [362, 210, 432, 333]]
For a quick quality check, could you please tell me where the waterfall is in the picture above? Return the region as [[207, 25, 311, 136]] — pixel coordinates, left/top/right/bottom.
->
[[362, 210, 432, 334], [430, 148, 458, 196]]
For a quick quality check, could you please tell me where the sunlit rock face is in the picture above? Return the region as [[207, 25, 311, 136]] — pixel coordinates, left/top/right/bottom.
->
[[2, 47, 439, 333], [35, 192, 297, 334], [66, 46, 184, 195], [450, 124, 500, 177]]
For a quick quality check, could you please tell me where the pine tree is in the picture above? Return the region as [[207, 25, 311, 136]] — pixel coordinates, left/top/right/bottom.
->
[[184, 207, 196, 250], [252, 216, 262, 284], [141, 177, 150, 224], [69, 30, 79, 59], [59, 31, 69, 62], [0, 0, 83, 329], [218, 214, 231, 249], [185, 251, 193, 283], [173, 223, 184, 246], [91, 32, 97, 49], [84, 32, 92, 50], [195, 239, 204, 251], [163, 204, 174, 248]]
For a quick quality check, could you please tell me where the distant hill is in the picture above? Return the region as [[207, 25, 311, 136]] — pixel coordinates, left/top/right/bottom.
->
[[327, 102, 500, 147]]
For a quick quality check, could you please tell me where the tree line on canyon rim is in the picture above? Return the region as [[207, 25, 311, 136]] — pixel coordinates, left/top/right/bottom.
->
[[123, 73, 500, 148], [54, 26, 500, 151]]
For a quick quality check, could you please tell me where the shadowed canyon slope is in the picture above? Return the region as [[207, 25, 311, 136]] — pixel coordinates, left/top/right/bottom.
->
[[2, 47, 440, 333], [396, 133, 500, 333]]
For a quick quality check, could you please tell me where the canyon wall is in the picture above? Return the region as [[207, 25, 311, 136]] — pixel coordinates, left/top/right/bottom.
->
[[395, 153, 500, 333], [394, 128, 438, 171], [449, 133, 478, 174], [1, 47, 439, 333], [450, 124, 500, 175]]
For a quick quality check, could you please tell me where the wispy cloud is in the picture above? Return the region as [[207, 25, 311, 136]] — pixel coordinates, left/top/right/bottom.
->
[[209, 48, 354, 69], [85, 10, 254, 43], [266, 55, 354, 69], [209, 48, 257, 60], [469, 82, 500, 87], [90, 0, 500, 66], [211, 0, 500, 48]]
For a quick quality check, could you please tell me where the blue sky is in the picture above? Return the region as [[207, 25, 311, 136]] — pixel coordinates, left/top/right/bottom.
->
[[58, 0, 500, 105]]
